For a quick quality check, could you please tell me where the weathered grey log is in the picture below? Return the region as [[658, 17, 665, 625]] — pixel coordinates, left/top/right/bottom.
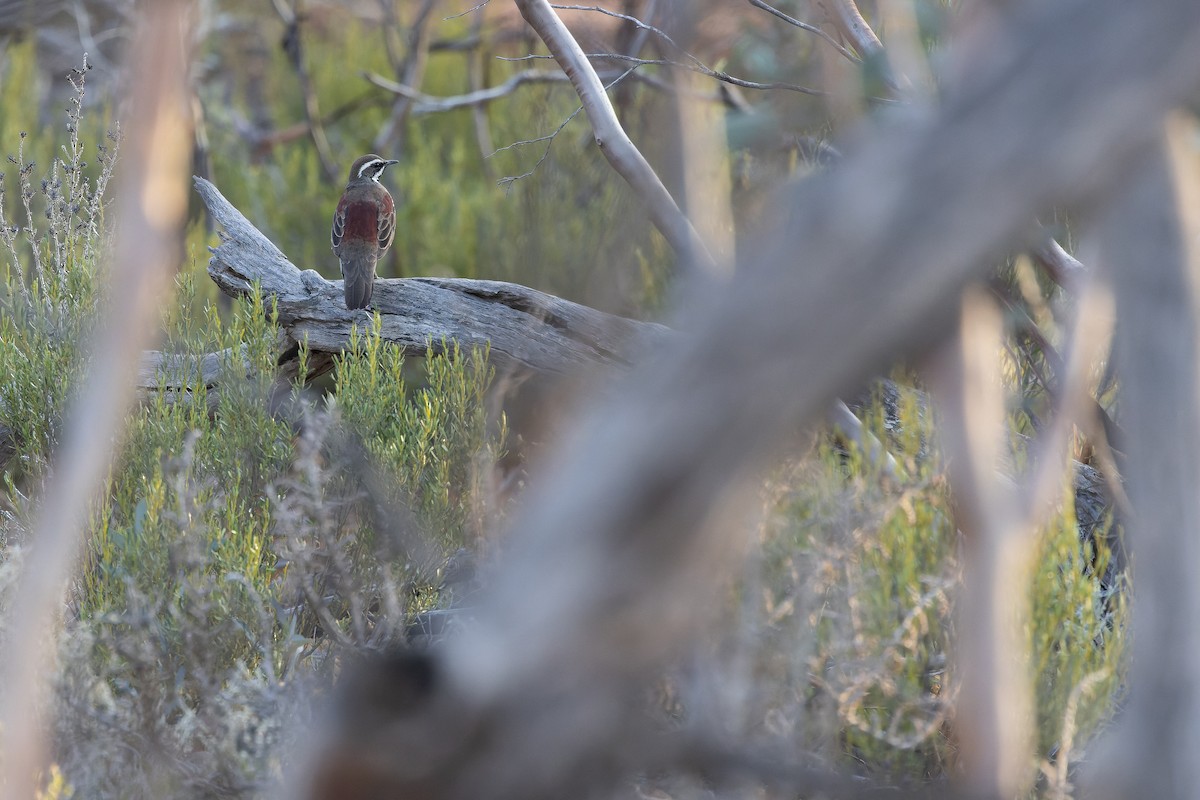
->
[[136, 347, 231, 399], [194, 176, 668, 378], [0, 183, 669, 474]]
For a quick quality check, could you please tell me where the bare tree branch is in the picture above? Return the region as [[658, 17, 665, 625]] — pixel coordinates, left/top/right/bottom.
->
[[747, 0, 861, 63], [814, 0, 886, 61], [581, 51, 830, 95], [811, 0, 903, 94], [554, 0, 835, 96], [373, 0, 439, 153], [931, 276, 1111, 795], [365, 68, 578, 113], [514, 0, 718, 274], [930, 291, 1035, 797], [466, 8, 496, 173], [0, 3, 193, 794], [1032, 236, 1087, 288], [277, 1, 338, 182]]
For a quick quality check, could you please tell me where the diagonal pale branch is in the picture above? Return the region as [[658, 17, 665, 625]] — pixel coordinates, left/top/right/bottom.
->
[[814, 0, 901, 91], [931, 290, 1034, 797], [0, 3, 193, 795], [293, 1, 1200, 798], [513, 0, 717, 274], [194, 176, 669, 377]]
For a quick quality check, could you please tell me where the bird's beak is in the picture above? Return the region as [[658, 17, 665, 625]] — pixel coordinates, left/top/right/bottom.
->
[[386, 159, 399, 166]]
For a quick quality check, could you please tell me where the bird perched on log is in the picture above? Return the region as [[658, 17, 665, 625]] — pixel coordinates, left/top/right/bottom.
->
[[331, 154, 399, 310]]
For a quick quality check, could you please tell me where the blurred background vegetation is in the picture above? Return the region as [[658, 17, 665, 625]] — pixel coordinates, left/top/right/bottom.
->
[[0, 1, 1123, 796]]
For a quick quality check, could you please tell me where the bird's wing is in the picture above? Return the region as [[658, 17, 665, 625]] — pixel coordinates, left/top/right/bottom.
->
[[378, 192, 396, 252], [331, 195, 348, 251]]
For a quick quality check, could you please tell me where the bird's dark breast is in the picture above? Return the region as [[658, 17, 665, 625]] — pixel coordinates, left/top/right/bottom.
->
[[339, 200, 380, 243]]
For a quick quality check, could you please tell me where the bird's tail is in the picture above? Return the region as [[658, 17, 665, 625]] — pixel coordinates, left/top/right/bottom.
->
[[342, 258, 375, 310]]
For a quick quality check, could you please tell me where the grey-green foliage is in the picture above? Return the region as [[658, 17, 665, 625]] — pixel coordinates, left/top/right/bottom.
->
[[0, 51, 505, 795], [759, 385, 1125, 783], [0, 51, 117, 488], [333, 320, 504, 550], [201, 14, 674, 315]]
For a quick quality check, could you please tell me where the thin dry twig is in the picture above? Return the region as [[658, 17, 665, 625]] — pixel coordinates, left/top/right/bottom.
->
[[277, 1, 338, 182], [1041, 669, 1110, 800], [504, 50, 829, 96], [444, 0, 489, 21], [584, 51, 829, 95]]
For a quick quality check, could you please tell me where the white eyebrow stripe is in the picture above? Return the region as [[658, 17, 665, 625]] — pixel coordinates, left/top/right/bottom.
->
[[358, 159, 386, 179]]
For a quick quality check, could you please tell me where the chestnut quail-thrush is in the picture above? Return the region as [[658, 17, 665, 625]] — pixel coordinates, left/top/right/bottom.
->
[[332, 154, 399, 310]]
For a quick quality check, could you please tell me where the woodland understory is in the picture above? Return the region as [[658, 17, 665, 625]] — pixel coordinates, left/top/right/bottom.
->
[[1, 1, 1196, 799]]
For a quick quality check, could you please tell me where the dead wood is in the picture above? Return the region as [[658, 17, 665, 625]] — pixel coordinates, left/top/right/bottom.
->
[[194, 176, 668, 381]]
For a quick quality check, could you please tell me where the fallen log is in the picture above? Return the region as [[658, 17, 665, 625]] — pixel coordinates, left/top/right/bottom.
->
[[193, 176, 669, 380]]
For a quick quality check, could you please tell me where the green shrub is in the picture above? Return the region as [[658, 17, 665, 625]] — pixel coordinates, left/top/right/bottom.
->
[[0, 49, 506, 792], [760, 384, 1125, 783], [200, 14, 673, 314]]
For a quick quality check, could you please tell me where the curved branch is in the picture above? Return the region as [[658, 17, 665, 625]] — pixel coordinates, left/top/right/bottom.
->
[[365, 68, 577, 113], [814, 0, 902, 92], [815, 0, 885, 59]]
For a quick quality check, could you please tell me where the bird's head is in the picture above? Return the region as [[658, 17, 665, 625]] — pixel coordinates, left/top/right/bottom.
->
[[346, 154, 399, 186]]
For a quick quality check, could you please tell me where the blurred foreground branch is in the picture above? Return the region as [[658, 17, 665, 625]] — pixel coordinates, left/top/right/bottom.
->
[[1085, 121, 1200, 799], [0, 3, 193, 796], [289, 0, 1200, 798]]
